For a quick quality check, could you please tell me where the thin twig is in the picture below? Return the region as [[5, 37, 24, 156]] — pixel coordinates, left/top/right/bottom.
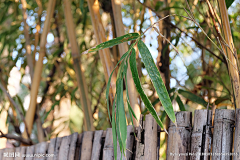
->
[[0, 82, 31, 140], [136, 0, 226, 64], [0, 130, 32, 145]]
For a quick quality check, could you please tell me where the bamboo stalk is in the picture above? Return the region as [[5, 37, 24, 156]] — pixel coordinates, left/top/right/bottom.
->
[[21, 0, 44, 143], [63, 0, 94, 131], [87, 0, 117, 104], [21, 0, 34, 80], [218, 0, 240, 108], [111, 0, 140, 126], [22, 0, 56, 140]]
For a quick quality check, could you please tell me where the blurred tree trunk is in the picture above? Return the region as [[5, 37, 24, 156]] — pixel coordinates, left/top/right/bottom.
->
[[111, 0, 141, 126], [156, 0, 170, 91], [87, 0, 117, 107], [63, 0, 94, 131], [22, 0, 56, 141], [155, 0, 171, 157]]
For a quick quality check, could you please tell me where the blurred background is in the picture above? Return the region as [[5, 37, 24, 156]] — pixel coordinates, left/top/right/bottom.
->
[[0, 0, 239, 158]]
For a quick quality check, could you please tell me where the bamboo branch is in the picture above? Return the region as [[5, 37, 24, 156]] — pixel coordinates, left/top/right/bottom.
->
[[87, 0, 117, 105], [22, 0, 56, 140], [21, 0, 34, 80], [137, 0, 226, 64], [111, 0, 141, 126], [63, 0, 94, 131], [218, 0, 240, 108], [0, 130, 32, 145]]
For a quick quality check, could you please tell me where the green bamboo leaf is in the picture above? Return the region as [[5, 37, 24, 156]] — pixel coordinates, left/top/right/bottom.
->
[[137, 40, 176, 124], [123, 58, 138, 121], [116, 77, 127, 153], [176, 95, 186, 111], [106, 42, 138, 123], [106, 49, 130, 123], [124, 61, 137, 139], [112, 96, 117, 160], [178, 89, 208, 107], [160, 111, 167, 122], [151, 88, 176, 107], [16, 95, 26, 116], [215, 95, 231, 105], [129, 48, 166, 130], [85, 33, 139, 54]]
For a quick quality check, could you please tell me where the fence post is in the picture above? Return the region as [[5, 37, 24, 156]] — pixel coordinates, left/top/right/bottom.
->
[[91, 130, 104, 159], [233, 109, 240, 159], [15, 147, 26, 160], [190, 109, 212, 160], [81, 131, 94, 160], [144, 114, 158, 160], [212, 109, 235, 160], [54, 137, 63, 160], [166, 111, 192, 160], [103, 128, 114, 160], [135, 115, 144, 160]]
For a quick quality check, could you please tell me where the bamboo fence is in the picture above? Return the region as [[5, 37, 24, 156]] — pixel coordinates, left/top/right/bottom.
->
[[1, 109, 240, 159]]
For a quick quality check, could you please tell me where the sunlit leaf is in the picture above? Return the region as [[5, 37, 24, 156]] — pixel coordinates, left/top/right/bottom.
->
[[106, 43, 137, 123], [129, 48, 165, 129], [116, 71, 127, 154], [106, 49, 130, 123], [86, 33, 139, 54], [137, 40, 176, 124], [111, 96, 117, 160]]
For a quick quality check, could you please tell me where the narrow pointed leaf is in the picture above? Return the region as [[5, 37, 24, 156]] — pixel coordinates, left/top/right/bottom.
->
[[112, 96, 117, 160], [129, 48, 165, 129], [123, 58, 138, 120], [137, 40, 176, 124], [176, 95, 186, 111], [116, 77, 127, 153], [178, 89, 208, 107], [106, 49, 131, 123], [85, 33, 139, 54]]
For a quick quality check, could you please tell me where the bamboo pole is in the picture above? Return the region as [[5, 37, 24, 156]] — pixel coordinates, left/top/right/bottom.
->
[[111, 0, 141, 126], [63, 0, 94, 131], [21, 0, 34, 80], [87, 0, 117, 104], [22, 0, 56, 140], [218, 0, 240, 108], [21, 0, 45, 142]]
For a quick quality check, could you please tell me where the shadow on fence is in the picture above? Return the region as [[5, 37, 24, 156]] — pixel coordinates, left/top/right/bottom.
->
[[1, 109, 240, 159]]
